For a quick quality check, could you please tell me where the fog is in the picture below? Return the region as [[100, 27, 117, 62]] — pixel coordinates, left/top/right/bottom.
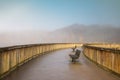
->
[[42, 24, 120, 43], [0, 30, 48, 47], [0, 24, 120, 47]]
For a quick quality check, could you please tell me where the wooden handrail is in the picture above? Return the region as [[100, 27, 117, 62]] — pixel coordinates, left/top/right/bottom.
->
[[0, 43, 82, 79], [83, 44, 120, 76]]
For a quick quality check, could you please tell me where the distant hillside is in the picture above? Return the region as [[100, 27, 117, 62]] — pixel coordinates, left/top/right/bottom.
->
[[43, 24, 120, 43], [0, 24, 120, 47]]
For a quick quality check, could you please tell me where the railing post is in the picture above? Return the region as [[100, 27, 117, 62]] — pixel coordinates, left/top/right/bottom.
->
[[0, 52, 2, 76], [9, 51, 12, 70]]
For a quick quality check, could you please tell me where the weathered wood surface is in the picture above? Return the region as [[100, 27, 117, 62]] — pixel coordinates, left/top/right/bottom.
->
[[83, 44, 120, 76], [2, 49, 120, 80], [0, 43, 82, 79]]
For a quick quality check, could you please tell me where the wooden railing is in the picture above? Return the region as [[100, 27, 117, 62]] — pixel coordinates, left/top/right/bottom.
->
[[83, 44, 120, 76], [0, 43, 82, 79]]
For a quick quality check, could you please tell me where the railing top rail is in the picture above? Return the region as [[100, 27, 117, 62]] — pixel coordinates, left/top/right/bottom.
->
[[83, 44, 120, 52], [0, 43, 81, 52]]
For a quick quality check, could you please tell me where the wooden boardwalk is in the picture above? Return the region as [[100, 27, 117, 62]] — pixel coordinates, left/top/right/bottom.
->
[[2, 49, 120, 80]]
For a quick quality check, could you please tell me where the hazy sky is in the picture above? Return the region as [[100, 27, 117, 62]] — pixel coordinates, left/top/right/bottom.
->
[[0, 0, 120, 31]]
